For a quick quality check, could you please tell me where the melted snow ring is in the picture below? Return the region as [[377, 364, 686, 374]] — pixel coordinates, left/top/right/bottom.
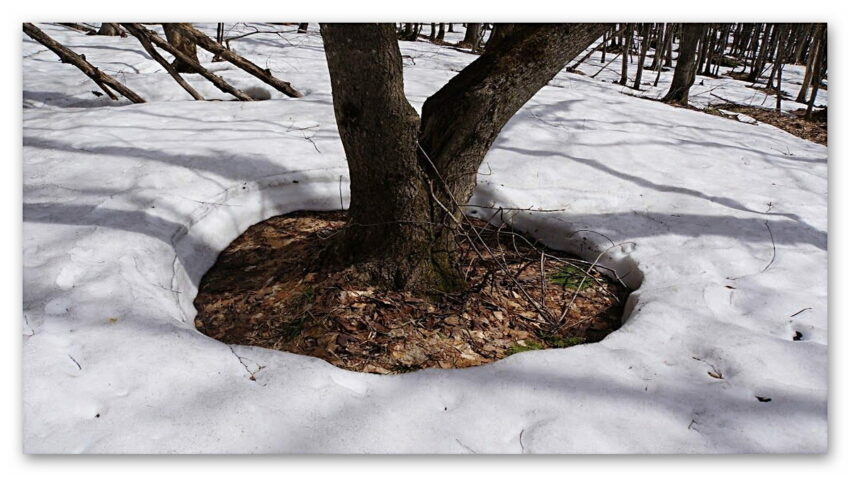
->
[[171, 172, 644, 337]]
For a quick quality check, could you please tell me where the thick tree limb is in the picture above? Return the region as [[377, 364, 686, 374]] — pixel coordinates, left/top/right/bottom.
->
[[419, 24, 610, 203], [122, 23, 204, 100], [23, 22, 145, 103], [121, 23, 253, 101], [175, 23, 303, 98]]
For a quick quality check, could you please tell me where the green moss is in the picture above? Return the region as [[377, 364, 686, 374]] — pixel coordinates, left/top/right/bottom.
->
[[507, 340, 545, 356], [550, 264, 593, 290], [545, 335, 586, 348]]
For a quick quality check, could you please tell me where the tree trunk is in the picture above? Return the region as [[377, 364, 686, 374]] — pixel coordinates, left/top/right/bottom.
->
[[162, 23, 199, 73], [793, 24, 812, 64], [633, 23, 650, 89], [796, 23, 824, 103], [748, 23, 774, 82], [459, 23, 482, 50], [320, 23, 607, 292], [806, 25, 827, 118], [664, 24, 675, 67], [662, 23, 706, 105], [298, 23, 309, 33], [97, 23, 122, 36], [436, 23, 445, 42], [619, 24, 631, 85]]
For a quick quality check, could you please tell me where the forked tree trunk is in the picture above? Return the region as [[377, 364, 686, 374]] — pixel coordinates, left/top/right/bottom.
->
[[662, 23, 706, 105], [320, 23, 607, 292], [162, 23, 199, 73]]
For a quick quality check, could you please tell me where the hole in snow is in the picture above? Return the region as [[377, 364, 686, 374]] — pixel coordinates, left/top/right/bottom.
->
[[186, 209, 641, 374]]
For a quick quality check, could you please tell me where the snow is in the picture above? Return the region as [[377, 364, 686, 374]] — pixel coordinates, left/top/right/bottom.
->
[[23, 23, 827, 453]]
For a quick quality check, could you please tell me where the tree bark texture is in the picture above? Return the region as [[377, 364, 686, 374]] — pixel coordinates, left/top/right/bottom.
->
[[321, 23, 608, 292]]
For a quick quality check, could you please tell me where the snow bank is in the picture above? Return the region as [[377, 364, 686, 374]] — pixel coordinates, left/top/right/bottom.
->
[[23, 23, 827, 453]]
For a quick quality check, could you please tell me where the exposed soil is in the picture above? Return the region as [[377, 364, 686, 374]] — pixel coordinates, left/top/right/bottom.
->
[[194, 211, 631, 374], [714, 103, 827, 146]]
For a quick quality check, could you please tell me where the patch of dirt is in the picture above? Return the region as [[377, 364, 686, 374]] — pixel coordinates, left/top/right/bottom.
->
[[194, 211, 631, 374], [714, 103, 827, 146]]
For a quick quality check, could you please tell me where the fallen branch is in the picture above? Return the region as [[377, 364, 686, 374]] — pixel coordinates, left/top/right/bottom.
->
[[122, 23, 204, 100], [23, 23, 145, 103], [176, 23, 303, 98], [121, 23, 252, 101], [56, 23, 98, 35], [590, 52, 621, 79]]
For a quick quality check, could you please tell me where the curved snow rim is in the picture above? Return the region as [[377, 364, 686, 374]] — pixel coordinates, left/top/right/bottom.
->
[[171, 172, 645, 365]]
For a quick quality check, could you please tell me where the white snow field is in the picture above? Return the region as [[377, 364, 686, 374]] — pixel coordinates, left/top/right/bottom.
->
[[23, 24, 827, 453]]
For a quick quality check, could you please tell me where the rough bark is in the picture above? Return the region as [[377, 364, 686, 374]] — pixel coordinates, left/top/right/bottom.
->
[[174, 23, 303, 98], [121, 23, 252, 101], [320, 23, 608, 292], [162, 23, 199, 73], [662, 23, 706, 105], [23, 23, 145, 103]]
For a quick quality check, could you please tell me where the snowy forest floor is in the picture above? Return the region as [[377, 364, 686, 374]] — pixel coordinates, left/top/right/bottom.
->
[[23, 23, 827, 453]]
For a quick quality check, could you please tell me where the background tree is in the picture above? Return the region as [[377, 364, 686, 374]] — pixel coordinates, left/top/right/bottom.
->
[[97, 23, 123, 36], [458, 23, 483, 50], [319, 23, 607, 292], [162, 23, 199, 73], [662, 23, 706, 105]]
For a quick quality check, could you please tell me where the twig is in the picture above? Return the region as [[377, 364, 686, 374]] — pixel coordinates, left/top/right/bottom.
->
[[761, 220, 776, 273], [790, 307, 812, 318]]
